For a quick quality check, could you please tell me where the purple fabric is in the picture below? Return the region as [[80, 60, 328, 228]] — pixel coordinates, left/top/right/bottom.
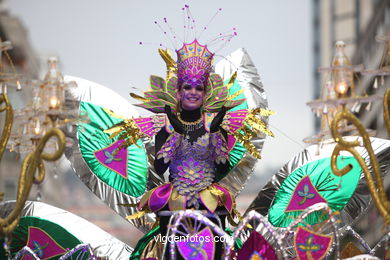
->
[[94, 139, 128, 178], [227, 134, 236, 153], [134, 117, 159, 138], [237, 231, 277, 260], [294, 227, 332, 260], [285, 176, 326, 212], [225, 110, 248, 131], [149, 183, 172, 212], [157, 132, 182, 164], [26, 227, 66, 259], [223, 110, 248, 152], [210, 132, 229, 164], [177, 158, 205, 185], [176, 40, 213, 87], [169, 134, 215, 209], [176, 227, 215, 260]]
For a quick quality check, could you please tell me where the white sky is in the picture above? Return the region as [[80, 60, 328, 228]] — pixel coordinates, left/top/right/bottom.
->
[[7, 0, 314, 181]]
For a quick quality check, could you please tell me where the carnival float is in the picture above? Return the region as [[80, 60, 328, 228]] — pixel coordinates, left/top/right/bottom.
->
[[0, 5, 390, 260]]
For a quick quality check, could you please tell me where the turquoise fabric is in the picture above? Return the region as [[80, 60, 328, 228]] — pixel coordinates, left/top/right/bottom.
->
[[78, 101, 148, 197], [268, 156, 362, 227], [227, 79, 248, 111], [218, 79, 248, 181]]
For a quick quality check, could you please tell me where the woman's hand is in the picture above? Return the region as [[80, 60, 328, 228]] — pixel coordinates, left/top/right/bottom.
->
[[164, 105, 184, 134], [210, 107, 227, 133]]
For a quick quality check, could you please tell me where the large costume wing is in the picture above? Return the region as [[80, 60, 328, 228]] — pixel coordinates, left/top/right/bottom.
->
[[0, 201, 132, 259], [64, 76, 160, 233], [245, 137, 390, 229], [214, 48, 271, 196]]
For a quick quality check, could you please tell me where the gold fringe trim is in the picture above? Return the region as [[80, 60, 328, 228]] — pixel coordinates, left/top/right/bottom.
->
[[117, 203, 138, 207], [227, 89, 245, 100], [225, 71, 237, 90], [231, 108, 275, 159], [103, 108, 127, 120], [126, 211, 146, 220]]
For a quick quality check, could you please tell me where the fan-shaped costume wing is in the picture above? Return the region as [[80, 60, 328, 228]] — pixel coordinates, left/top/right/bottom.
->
[[64, 76, 157, 233], [245, 137, 390, 229], [0, 201, 132, 260]]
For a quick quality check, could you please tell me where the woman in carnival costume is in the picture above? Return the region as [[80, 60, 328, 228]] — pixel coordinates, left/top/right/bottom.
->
[[102, 37, 274, 258], [74, 7, 273, 259]]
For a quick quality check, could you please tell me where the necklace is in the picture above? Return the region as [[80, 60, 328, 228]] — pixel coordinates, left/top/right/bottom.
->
[[178, 113, 204, 137]]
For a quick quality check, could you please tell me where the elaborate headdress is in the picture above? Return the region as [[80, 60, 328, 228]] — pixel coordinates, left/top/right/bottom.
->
[[176, 39, 214, 87], [131, 6, 245, 114]]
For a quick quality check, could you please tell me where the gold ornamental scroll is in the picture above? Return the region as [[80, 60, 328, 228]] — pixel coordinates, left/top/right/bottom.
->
[[384, 87, 390, 137], [0, 91, 13, 161], [0, 128, 65, 235], [330, 106, 390, 225]]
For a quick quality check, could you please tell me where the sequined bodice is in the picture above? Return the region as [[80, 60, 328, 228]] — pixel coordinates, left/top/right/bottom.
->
[[169, 133, 216, 207]]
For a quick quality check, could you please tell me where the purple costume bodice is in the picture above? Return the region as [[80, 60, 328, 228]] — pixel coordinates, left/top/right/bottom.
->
[[169, 133, 216, 208], [156, 129, 229, 209]]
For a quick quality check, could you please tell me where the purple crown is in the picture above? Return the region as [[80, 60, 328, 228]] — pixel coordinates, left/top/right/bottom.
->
[[176, 39, 214, 87]]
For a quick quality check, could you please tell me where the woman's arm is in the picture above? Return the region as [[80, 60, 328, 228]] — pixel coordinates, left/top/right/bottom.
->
[[213, 128, 230, 176], [154, 127, 170, 175], [154, 106, 185, 176], [210, 108, 230, 177]]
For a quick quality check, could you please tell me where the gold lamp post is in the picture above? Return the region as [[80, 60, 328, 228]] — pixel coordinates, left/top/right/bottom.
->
[[0, 38, 21, 161], [0, 55, 75, 237], [305, 41, 381, 146], [329, 32, 390, 226], [330, 87, 390, 225], [0, 38, 21, 207]]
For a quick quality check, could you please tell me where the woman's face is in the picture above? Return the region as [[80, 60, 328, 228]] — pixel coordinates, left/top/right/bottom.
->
[[178, 83, 205, 111]]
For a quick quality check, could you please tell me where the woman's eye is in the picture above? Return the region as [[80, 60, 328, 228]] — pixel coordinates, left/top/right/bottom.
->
[[196, 87, 204, 91], [184, 86, 191, 90]]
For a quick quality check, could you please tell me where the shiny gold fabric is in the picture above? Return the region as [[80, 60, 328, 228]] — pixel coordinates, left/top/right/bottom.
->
[[341, 242, 363, 259], [138, 183, 235, 214], [140, 234, 163, 259]]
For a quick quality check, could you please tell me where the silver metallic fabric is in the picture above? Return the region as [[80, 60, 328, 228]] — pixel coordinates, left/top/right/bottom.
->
[[371, 231, 390, 258], [245, 137, 390, 230], [339, 226, 371, 253], [226, 210, 284, 259], [343, 255, 380, 260], [0, 201, 132, 260], [215, 48, 269, 196], [58, 244, 96, 260], [63, 76, 157, 233], [12, 246, 40, 260], [339, 229, 390, 259]]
